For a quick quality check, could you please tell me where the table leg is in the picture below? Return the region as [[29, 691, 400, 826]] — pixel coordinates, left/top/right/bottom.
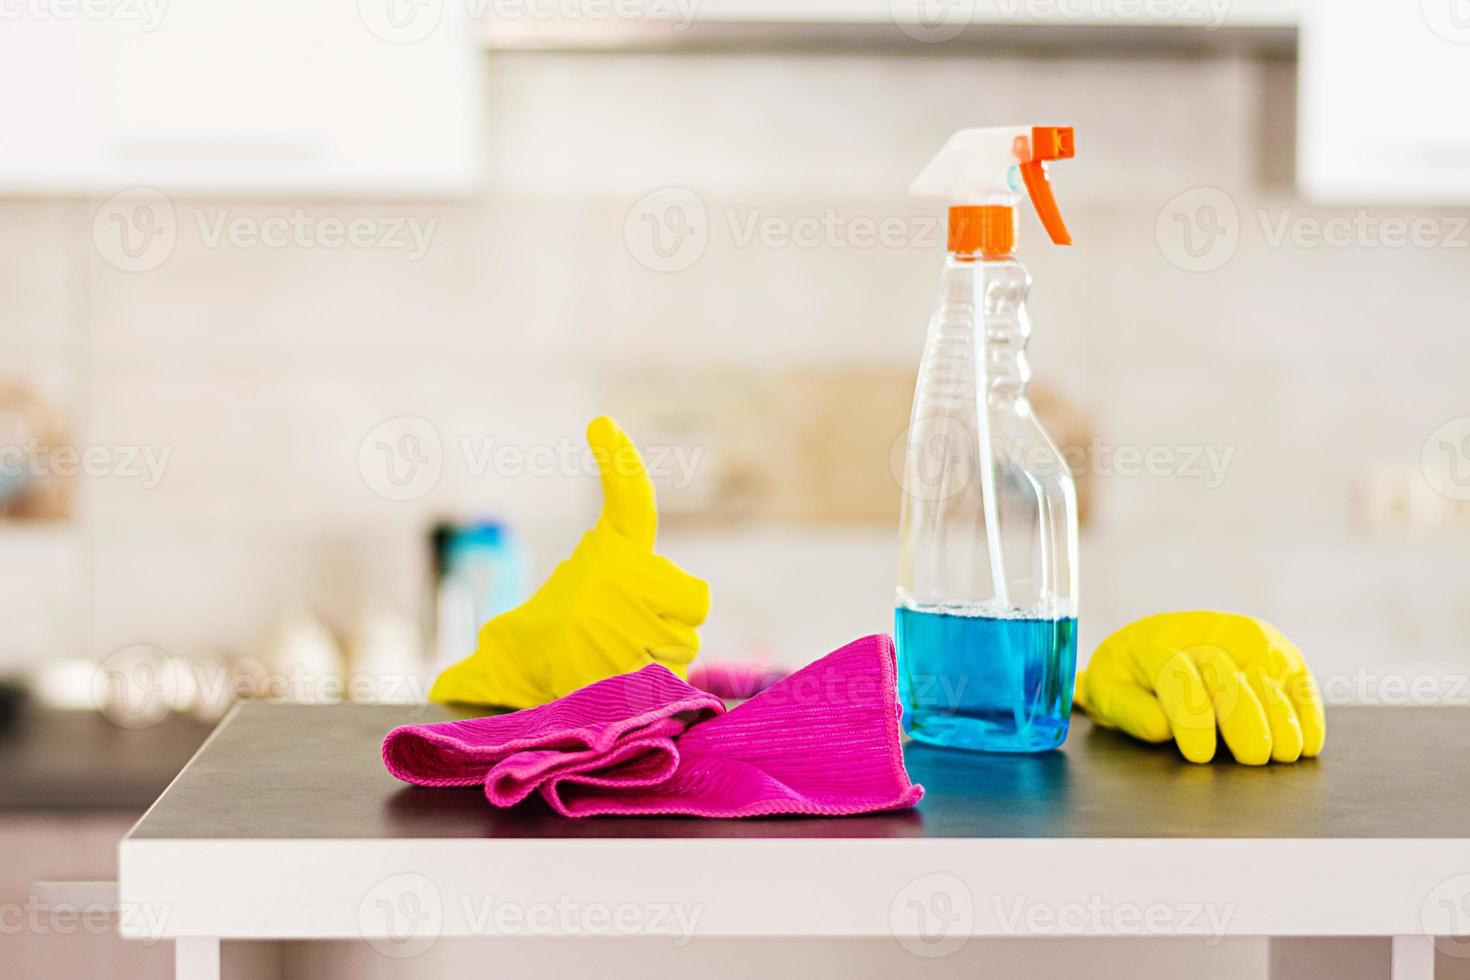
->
[[176, 937, 220, 980], [1391, 936, 1435, 980]]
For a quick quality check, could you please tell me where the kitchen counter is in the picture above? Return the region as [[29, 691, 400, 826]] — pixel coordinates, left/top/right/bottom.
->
[[120, 703, 1470, 980], [0, 707, 211, 811]]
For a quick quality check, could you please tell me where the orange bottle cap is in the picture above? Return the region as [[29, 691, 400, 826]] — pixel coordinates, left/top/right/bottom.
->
[[949, 205, 1017, 259]]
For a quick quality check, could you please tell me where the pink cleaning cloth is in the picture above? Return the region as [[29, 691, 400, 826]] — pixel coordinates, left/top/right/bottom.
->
[[382, 634, 922, 819], [381, 664, 724, 805], [543, 634, 923, 818]]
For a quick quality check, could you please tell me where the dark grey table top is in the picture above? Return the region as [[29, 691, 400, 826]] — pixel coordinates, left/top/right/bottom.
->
[[129, 702, 1470, 841], [0, 706, 211, 811]]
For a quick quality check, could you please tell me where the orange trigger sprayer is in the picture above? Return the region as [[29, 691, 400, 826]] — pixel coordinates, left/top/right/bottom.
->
[[910, 125, 1075, 259]]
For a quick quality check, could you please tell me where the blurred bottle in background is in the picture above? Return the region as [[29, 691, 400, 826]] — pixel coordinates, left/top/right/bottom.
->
[[430, 521, 528, 676]]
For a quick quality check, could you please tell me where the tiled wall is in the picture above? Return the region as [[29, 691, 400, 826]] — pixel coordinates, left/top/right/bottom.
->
[[3, 48, 1468, 696]]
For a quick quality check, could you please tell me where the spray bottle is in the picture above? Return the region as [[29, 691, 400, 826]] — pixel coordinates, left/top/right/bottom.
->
[[896, 125, 1080, 753]]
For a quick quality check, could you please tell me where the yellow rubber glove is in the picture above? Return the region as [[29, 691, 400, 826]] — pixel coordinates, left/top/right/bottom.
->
[[1076, 612, 1325, 765], [429, 417, 711, 709]]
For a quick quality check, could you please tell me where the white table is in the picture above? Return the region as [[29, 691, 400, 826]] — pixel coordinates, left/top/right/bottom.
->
[[119, 703, 1470, 979]]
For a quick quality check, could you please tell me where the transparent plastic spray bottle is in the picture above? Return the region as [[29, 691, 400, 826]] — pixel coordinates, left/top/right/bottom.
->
[[896, 126, 1080, 753]]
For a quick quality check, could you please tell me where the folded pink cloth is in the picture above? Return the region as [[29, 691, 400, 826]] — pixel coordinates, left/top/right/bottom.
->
[[382, 664, 724, 804], [547, 634, 923, 818], [382, 634, 922, 819]]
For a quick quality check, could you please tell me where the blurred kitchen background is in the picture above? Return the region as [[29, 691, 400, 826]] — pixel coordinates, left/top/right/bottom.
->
[[1, 0, 1469, 973]]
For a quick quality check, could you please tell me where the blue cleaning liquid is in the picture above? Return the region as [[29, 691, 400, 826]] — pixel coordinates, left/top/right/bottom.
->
[[896, 604, 1078, 753]]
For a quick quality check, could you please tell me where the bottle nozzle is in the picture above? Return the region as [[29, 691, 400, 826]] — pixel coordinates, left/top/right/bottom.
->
[[911, 125, 1076, 254]]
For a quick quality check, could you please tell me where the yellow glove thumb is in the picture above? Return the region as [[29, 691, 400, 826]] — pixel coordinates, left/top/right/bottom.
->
[[587, 416, 657, 551], [428, 417, 710, 709]]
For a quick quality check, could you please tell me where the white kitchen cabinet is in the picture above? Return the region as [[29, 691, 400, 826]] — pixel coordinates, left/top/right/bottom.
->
[[0, 0, 485, 196], [1299, 0, 1470, 204]]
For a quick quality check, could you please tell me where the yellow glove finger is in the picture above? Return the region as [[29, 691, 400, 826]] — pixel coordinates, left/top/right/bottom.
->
[[627, 554, 712, 626], [1191, 647, 1272, 766], [1285, 668, 1326, 757], [1258, 620, 1327, 758], [1152, 650, 1217, 763], [587, 416, 657, 551], [1083, 668, 1171, 743], [1245, 669, 1304, 763]]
